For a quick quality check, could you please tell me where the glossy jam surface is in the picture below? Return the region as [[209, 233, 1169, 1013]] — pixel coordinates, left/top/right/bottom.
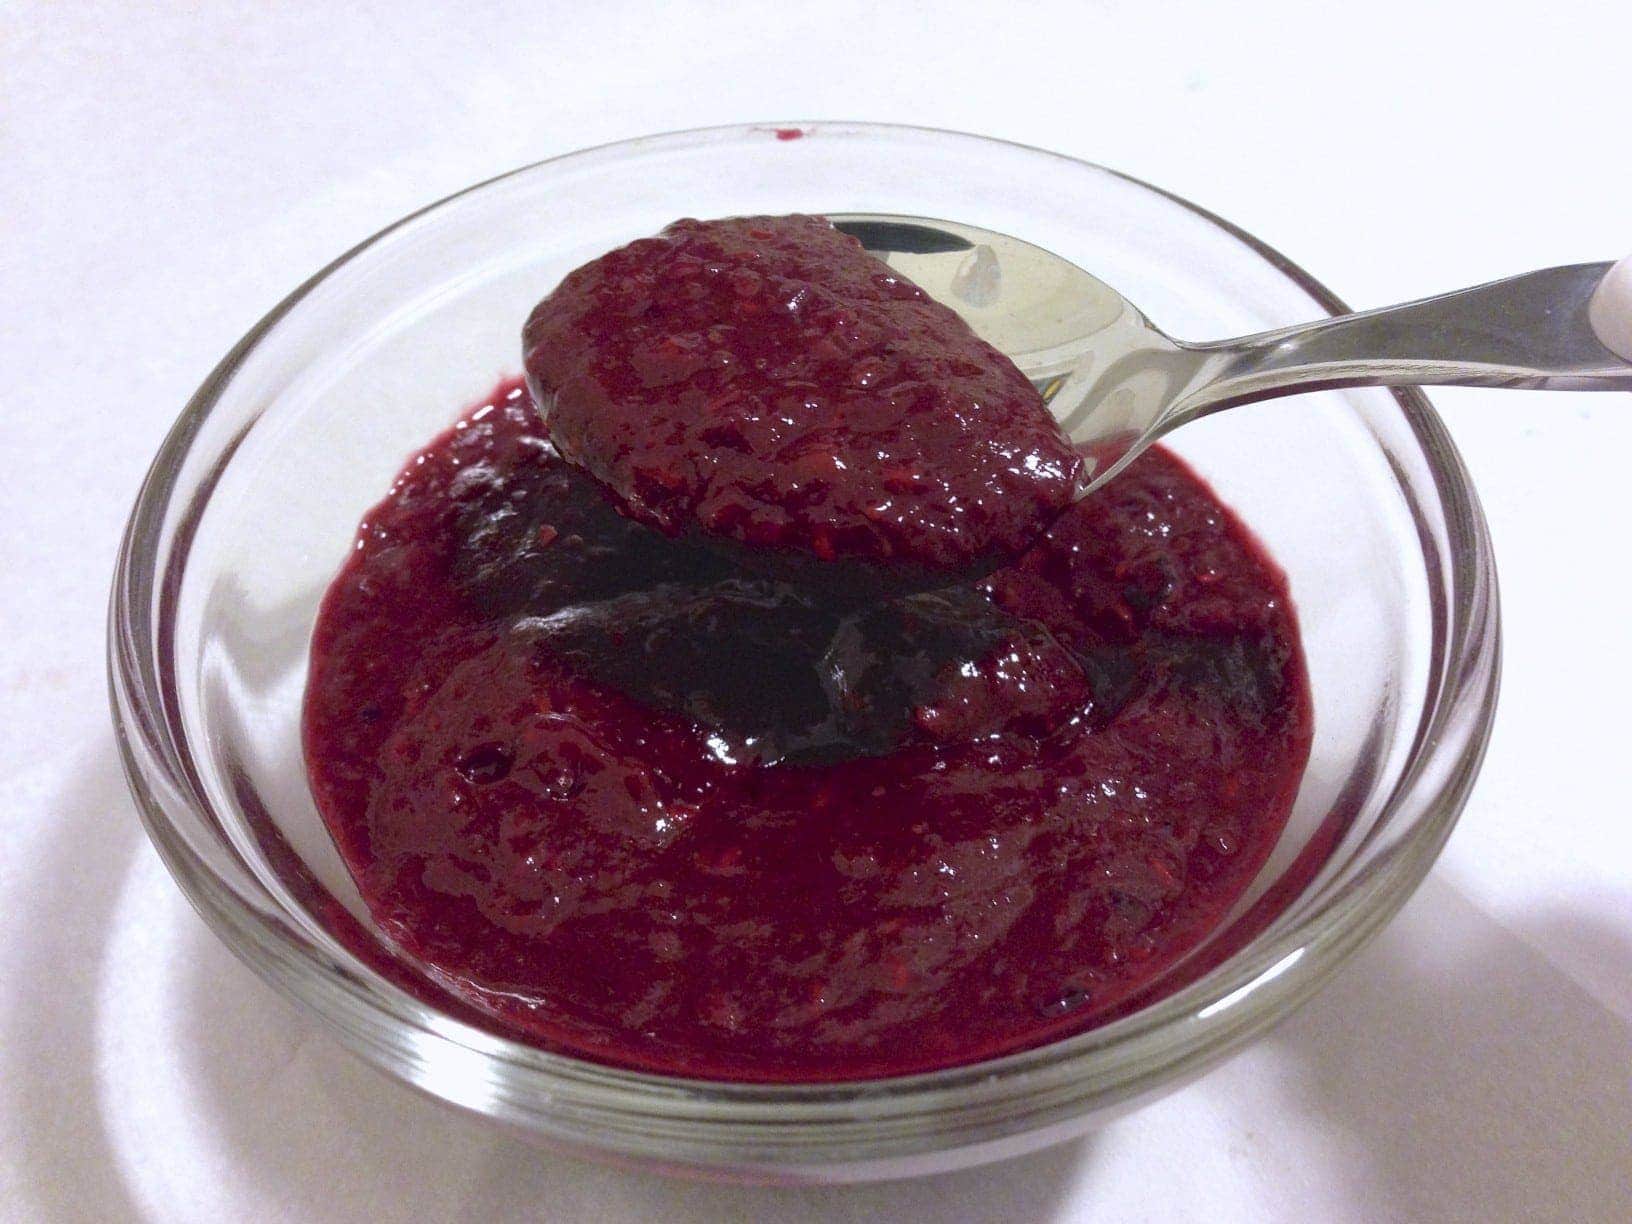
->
[[523, 216, 1081, 589], [304, 379, 1312, 1081]]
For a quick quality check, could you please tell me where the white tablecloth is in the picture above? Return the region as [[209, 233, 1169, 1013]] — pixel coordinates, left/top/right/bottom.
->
[[4, 3, 1629, 1219]]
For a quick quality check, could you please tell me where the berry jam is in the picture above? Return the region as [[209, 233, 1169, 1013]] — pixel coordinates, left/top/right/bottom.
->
[[304, 379, 1312, 1081], [523, 216, 1082, 593]]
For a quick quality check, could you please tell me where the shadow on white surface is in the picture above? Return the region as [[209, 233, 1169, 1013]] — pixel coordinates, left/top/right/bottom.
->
[[6, 744, 1630, 1222], [3, 744, 147, 1221], [1268, 876, 1632, 1221]]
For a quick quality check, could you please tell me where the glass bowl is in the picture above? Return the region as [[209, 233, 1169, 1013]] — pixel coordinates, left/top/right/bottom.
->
[[109, 122, 1499, 1183]]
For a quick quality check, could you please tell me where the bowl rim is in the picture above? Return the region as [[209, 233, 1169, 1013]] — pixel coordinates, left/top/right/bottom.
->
[[109, 120, 1500, 1166]]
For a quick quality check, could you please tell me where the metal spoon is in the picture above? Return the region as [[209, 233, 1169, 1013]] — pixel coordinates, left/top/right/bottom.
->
[[834, 215, 1632, 495]]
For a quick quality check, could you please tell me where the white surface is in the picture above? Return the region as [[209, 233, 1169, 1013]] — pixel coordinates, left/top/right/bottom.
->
[[3, 2, 1630, 1220]]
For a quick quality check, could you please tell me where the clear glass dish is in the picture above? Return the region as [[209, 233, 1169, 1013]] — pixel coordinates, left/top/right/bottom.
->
[[109, 122, 1499, 1183]]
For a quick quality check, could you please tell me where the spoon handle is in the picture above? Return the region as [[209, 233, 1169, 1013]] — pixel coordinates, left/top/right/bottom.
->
[[1179, 258, 1632, 418]]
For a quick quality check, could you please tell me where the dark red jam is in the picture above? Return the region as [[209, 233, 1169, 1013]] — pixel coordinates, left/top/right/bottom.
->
[[523, 216, 1082, 593], [304, 378, 1312, 1081]]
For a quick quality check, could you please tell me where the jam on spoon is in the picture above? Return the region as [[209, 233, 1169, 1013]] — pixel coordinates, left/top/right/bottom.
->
[[523, 215, 1083, 596]]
